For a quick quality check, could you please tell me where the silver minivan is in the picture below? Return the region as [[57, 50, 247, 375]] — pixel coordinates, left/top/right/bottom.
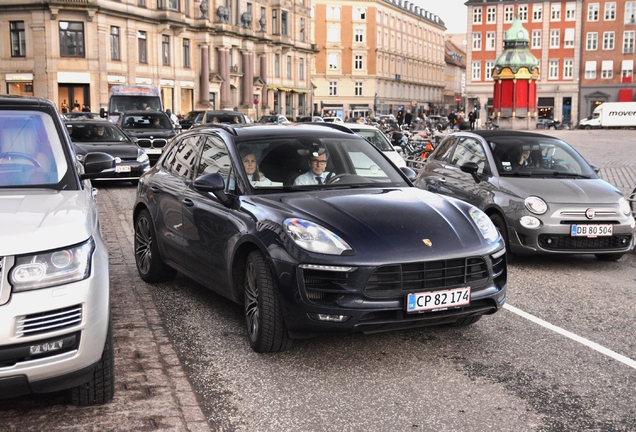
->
[[0, 96, 115, 405]]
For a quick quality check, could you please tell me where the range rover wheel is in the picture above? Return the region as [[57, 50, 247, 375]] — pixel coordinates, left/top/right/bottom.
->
[[134, 209, 176, 282], [244, 250, 292, 353], [69, 318, 115, 406]]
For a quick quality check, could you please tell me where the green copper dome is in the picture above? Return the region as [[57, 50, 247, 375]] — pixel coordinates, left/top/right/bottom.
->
[[494, 16, 538, 75]]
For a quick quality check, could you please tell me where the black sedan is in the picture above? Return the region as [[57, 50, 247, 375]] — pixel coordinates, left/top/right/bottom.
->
[[116, 111, 177, 164], [133, 124, 507, 352], [415, 130, 635, 261], [536, 118, 563, 130], [66, 119, 150, 184]]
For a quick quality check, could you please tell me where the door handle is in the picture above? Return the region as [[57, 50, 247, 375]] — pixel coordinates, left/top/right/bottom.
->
[[149, 186, 161, 193], [438, 177, 447, 184], [182, 198, 194, 207]]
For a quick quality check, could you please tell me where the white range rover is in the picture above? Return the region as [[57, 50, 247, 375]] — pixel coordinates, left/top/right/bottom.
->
[[0, 96, 116, 405]]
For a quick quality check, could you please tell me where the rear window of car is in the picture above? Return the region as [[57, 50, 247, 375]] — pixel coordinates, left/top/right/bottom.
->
[[0, 111, 70, 188], [205, 113, 244, 124]]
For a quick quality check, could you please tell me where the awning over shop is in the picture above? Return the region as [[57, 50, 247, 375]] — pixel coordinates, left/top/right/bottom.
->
[[537, 97, 554, 107], [619, 88, 633, 102], [266, 85, 310, 93]]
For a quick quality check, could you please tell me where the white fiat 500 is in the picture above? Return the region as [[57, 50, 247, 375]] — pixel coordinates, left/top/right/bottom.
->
[[0, 96, 115, 405]]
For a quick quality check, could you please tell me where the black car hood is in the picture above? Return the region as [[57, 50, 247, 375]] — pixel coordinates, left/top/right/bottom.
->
[[251, 188, 492, 261], [73, 142, 140, 158], [498, 177, 622, 204]]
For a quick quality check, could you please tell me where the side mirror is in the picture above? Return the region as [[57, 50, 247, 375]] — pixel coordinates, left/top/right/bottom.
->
[[80, 152, 116, 179], [99, 107, 107, 119], [400, 166, 417, 182], [589, 163, 600, 174], [194, 173, 233, 206], [460, 162, 481, 183]]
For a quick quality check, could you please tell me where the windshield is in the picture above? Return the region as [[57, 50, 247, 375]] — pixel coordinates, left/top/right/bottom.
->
[[0, 111, 69, 188], [237, 136, 408, 190], [121, 113, 171, 129], [68, 123, 130, 142], [489, 135, 596, 178], [350, 128, 394, 151], [109, 96, 162, 115]]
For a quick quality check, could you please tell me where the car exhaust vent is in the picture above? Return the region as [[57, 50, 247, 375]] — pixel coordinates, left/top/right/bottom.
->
[[15, 305, 82, 338], [365, 258, 489, 298]]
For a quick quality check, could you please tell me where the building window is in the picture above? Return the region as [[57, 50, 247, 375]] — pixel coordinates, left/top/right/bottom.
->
[[281, 11, 288, 36], [603, 32, 615, 50], [504, 6, 514, 23], [162, 35, 170, 66], [354, 54, 363, 70], [564, 28, 575, 48], [624, 31, 635, 54], [272, 10, 278, 35], [327, 6, 341, 20], [533, 5, 542, 22], [586, 33, 598, 50], [328, 53, 339, 70], [550, 30, 560, 48], [622, 60, 634, 80], [182, 39, 190, 68], [585, 61, 596, 79], [485, 61, 494, 80], [487, 6, 496, 23], [110, 26, 120, 61], [472, 33, 481, 51], [626, 2, 636, 24], [587, 3, 599, 21], [138, 31, 147, 63], [548, 60, 559, 79], [354, 81, 363, 96], [605, 2, 616, 20], [551, 4, 561, 21], [328, 26, 339, 42], [274, 54, 280, 77], [299, 58, 304, 80], [329, 81, 337, 96], [566, 3, 576, 20], [532, 30, 541, 49], [59, 21, 85, 57], [138, 0, 145, 5], [10, 21, 26, 57], [472, 61, 481, 80], [286, 56, 292, 79], [518, 5, 528, 21], [300, 18, 306, 42], [353, 7, 366, 20], [355, 28, 364, 43], [564, 59, 573, 78], [473, 7, 482, 24], [601, 61, 613, 79], [485, 32, 496, 50]]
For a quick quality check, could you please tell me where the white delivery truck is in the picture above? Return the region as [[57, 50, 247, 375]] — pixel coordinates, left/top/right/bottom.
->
[[578, 102, 636, 129], [100, 85, 163, 123]]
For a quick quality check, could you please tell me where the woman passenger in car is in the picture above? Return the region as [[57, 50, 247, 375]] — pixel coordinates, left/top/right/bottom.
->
[[241, 150, 274, 186]]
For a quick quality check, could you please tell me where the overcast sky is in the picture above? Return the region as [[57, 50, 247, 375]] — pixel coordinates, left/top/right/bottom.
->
[[411, 0, 468, 34]]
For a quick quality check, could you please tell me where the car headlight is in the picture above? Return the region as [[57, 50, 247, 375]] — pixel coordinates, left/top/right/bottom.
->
[[469, 207, 499, 243], [10, 239, 94, 292], [618, 197, 631, 216], [137, 151, 149, 163], [524, 196, 548, 215], [284, 219, 352, 255]]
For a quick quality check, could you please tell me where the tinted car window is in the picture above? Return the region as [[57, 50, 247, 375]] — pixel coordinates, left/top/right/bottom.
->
[[349, 128, 393, 151], [163, 135, 200, 178], [431, 137, 457, 163], [122, 113, 171, 129], [0, 110, 69, 187], [68, 122, 130, 142], [449, 138, 489, 174]]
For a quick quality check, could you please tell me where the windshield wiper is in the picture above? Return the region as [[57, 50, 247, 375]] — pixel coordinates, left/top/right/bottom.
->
[[550, 172, 590, 179]]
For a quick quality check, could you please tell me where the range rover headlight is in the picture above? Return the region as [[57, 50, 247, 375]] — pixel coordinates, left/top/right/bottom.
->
[[10, 239, 94, 292], [469, 207, 499, 243], [284, 219, 352, 255], [525, 196, 548, 215]]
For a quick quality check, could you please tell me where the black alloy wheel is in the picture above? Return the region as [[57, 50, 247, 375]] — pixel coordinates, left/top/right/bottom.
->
[[134, 209, 176, 282]]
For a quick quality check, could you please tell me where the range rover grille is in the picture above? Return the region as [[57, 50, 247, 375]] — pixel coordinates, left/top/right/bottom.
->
[[15, 305, 82, 338]]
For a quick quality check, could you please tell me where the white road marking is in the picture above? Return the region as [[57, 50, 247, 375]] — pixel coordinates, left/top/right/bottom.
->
[[504, 304, 636, 370]]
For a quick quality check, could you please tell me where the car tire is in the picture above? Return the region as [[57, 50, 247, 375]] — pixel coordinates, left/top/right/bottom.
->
[[489, 213, 516, 263], [134, 209, 177, 282], [549, 125, 556, 130], [69, 318, 115, 406], [244, 250, 292, 353], [449, 315, 482, 326], [594, 253, 624, 262]]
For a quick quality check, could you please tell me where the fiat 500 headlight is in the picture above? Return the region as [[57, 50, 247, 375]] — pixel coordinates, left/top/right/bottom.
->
[[618, 197, 630, 216], [469, 207, 499, 243], [525, 196, 548, 215], [284, 219, 352, 255]]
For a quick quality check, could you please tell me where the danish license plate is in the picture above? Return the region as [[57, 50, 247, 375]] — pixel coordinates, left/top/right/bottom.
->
[[571, 224, 613, 237], [116, 165, 131, 173], [407, 287, 471, 313], [145, 148, 162, 154]]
